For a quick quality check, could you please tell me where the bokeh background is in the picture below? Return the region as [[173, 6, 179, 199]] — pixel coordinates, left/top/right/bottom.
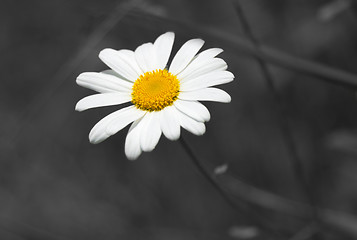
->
[[1, 0, 357, 239]]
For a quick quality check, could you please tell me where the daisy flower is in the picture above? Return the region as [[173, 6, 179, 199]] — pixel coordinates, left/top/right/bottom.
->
[[75, 32, 234, 160]]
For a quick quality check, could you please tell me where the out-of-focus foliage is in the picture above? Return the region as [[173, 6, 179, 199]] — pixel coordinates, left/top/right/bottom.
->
[[1, 0, 357, 239]]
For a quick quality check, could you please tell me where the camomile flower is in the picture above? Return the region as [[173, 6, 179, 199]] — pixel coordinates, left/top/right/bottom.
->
[[75, 32, 234, 160]]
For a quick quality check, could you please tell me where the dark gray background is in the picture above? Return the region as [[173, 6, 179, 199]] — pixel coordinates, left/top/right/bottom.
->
[[1, 0, 357, 239]]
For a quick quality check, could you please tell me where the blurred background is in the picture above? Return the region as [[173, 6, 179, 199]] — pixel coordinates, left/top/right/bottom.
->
[[1, 0, 357, 239]]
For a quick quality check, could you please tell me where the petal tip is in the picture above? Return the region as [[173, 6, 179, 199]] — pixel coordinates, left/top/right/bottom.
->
[[99, 48, 113, 54], [164, 31, 175, 37], [225, 95, 232, 103], [215, 48, 224, 55], [141, 146, 155, 152], [98, 48, 116, 60], [227, 71, 235, 79], [171, 129, 181, 141], [197, 126, 206, 136], [126, 154, 139, 161], [89, 132, 108, 144], [74, 102, 83, 112], [194, 38, 205, 47], [171, 136, 180, 141], [125, 149, 141, 160], [76, 72, 87, 83], [89, 137, 98, 144]]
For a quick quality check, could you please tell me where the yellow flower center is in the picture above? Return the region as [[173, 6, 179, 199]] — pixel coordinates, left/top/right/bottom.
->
[[131, 69, 180, 112]]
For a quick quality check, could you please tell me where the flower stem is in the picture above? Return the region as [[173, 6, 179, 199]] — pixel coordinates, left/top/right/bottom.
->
[[178, 136, 233, 205], [179, 136, 285, 239]]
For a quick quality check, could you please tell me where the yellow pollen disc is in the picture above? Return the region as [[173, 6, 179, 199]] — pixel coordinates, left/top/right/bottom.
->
[[131, 69, 180, 112]]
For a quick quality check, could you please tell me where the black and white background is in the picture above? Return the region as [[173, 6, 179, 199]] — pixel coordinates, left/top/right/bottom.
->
[[1, 0, 357, 239]]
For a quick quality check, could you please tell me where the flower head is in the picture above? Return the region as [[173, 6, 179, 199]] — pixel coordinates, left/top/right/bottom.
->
[[75, 32, 234, 160]]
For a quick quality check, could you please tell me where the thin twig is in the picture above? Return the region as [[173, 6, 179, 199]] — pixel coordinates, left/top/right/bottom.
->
[[178, 136, 285, 239], [217, 167, 357, 238], [232, 2, 325, 239], [179, 137, 237, 208], [232, 0, 318, 212], [126, 7, 357, 238], [129, 9, 357, 88], [12, 0, 143, 143], [180, 140, 357, 238]]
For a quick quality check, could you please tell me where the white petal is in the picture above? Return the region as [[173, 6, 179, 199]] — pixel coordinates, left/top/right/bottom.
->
[[106, 107, 146, 136], [101, 69, 122, 78], [135, 42, 157, 73], [76, 72, 132, 93], [75, 92, 132, 112], [178, 58, 227, 83], [154, 32, 175, 70], [99, 48, 142, 81], [160, 106, 181, 141], [195, 48, 223, 59], [169, 38, 205, 75], [140, 112, 162, 152], [174, 100, 210, 122], [177, 48, 223, 80], [180, 71, 234, 91], [118, 49, 144, 76], [89, 106, 142, 144], [179, 88, 231, 103], [125, 118, 145, 160], [177, 110, 206, 136]]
